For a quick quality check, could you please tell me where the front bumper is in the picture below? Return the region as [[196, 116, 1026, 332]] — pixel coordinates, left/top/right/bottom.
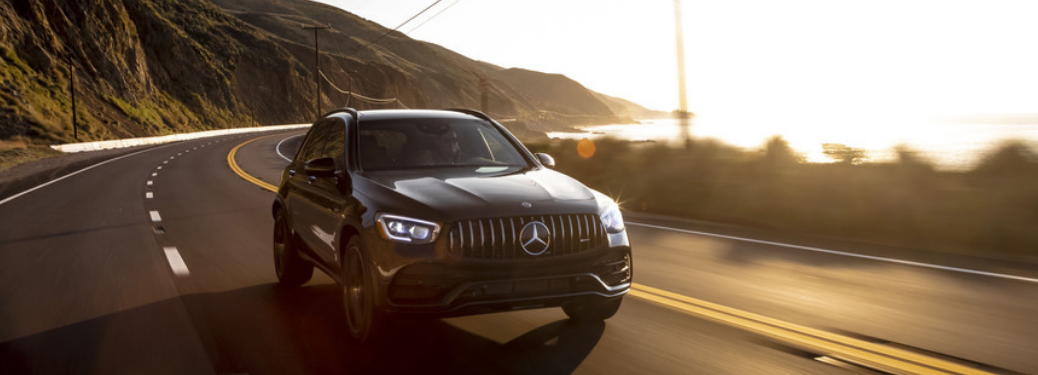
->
[[381, 246, 632, 317]]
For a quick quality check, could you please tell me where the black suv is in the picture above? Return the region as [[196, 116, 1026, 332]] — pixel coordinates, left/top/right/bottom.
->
[[272, 108, 632, 342]]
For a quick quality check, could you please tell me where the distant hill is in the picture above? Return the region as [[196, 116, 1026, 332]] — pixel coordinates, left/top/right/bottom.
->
[[0, 0, 659, 144], [592, 92, 670, 120]]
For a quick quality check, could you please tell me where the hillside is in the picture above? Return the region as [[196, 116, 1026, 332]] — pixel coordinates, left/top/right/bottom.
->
[[0, 0, 313, 143], [210, 0, 639, 129], [0, 0, 655, 144]]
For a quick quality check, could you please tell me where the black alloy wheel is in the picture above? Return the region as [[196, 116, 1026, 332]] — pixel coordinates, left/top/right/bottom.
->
[[342, 237, 384, 342]]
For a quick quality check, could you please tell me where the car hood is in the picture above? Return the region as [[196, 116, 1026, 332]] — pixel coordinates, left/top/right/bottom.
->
[[358, 167, 601, 220]]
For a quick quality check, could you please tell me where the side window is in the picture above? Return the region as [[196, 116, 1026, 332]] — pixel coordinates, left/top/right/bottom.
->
[[294, 129, 319, 162], [298, 121, 332, 164], [323, 120, 346, 170]]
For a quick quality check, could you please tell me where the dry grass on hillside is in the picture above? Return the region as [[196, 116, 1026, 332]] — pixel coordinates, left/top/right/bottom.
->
[[0, 138, 64, 171], [527, 137, 1038, 258]]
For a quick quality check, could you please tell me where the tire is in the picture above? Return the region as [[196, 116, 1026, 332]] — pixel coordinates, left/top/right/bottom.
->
[[341, 237, 386, 343], [273, 211, 313, 287], [563, 297, 623, 323]]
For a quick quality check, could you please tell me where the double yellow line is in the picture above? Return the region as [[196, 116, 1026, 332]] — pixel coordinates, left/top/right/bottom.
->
[[227, 136, 278, 192], [228, 135, 997, 375], [631, 284, 995, 375]]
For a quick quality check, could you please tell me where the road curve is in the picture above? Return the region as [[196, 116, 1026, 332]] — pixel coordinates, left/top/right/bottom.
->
[[1, 131, 1035, 374]]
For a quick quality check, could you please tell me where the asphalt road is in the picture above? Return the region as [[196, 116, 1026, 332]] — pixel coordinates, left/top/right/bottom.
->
[[1, 130, 1035, 375]]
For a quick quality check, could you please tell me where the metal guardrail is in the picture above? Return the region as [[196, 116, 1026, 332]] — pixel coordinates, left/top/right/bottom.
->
[[49, 124, 311, 153]]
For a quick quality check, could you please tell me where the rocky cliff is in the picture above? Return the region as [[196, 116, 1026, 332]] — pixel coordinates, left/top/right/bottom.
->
[[1, 0, 313, 143]]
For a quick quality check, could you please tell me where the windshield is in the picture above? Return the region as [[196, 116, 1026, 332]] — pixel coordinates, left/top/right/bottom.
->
[[358, 118, 529, 171]]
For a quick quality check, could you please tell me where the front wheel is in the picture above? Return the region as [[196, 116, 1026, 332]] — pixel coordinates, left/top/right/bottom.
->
[[273, 211, 313, 287], [563, 297, 623, 323], [342, 237, 386, 343]]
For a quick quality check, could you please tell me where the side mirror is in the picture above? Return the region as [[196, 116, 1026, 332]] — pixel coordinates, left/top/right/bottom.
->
[[535, 153, 556, 169], [304, 157, 336, 177]]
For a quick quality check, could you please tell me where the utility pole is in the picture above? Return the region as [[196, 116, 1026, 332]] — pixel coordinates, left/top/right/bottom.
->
[[67, 53, 77, 140], [674, 0, 691, 149], [479, 77, 490, 113], [302, 24, 330, 121]]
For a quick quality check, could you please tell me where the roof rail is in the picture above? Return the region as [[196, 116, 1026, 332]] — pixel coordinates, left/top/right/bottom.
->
[[320, 107, 358, 121], [444, 108, 494, 122]]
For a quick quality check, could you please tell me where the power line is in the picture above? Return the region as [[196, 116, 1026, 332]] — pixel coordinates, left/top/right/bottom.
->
[[386, 0, 463, 47], [319, 70, 408, 108], [354, 0, 444, 53], [405, 0, 462, 35]]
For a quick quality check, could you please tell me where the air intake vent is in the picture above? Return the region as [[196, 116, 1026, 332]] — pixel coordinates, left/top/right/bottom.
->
[[448, 214, 605, 259]]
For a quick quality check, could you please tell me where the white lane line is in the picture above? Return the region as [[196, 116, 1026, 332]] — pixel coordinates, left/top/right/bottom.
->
[[627, 222, 1038, 284], [275, 134, 303, 162], [157, 166, 162, 170], [0, 146, 171, 206], [146, 180, 153, 186], [177, 153, 182, 156], [151, 172, 157, 177], [149, 210, 162, 222], [163, 247, 190, 276], [146, 192, 153, 199], [163, 160, 168, 164]]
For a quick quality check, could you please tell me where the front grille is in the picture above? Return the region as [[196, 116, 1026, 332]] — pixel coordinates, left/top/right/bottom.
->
[[448, 214, 606, 259]]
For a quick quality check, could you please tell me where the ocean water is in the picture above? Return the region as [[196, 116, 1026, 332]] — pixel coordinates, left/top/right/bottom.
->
[[547, 118, 1038, 170]]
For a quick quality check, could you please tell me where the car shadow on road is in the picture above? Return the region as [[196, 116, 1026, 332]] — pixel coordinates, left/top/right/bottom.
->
[[0, 282, 604, 375]]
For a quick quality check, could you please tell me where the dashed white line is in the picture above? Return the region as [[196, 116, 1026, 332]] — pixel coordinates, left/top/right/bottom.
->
[[157, 166, 163, 170], [151, 172, 157, 177], [146, 180, 153, 186], [146, 192, 153, 199], [163, 160, 168, 164], [627, 222, 1038, 284], [0, 146, 173, 207], [149, 210, 162, 222], [163, 247, 190, 276]]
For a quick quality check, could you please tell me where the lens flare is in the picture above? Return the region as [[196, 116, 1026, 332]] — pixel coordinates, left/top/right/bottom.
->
[[577, 138, 596, 159]]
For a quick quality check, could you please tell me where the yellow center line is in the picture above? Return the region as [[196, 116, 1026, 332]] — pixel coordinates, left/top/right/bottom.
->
[[227, 136, 278, 193], [630, 284, 996, 375], [226, 135, 996, 375]]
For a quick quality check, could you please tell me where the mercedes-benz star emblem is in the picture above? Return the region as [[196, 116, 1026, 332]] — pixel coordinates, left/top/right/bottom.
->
[[521, 201, 533, 208], [519, 221, 551, 256]]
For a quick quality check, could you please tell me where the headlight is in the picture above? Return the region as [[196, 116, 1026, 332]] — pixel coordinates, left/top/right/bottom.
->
[[376, 213, 441, 244], [600, 202, 625, 234]]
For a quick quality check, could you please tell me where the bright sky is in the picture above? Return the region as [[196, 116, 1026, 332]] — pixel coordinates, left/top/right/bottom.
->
[[315, 0, 1038, 121]]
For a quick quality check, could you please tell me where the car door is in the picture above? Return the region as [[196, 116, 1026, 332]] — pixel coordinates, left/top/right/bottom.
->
[[305, 119, 358, 268], [286, 120, 333, 257]]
